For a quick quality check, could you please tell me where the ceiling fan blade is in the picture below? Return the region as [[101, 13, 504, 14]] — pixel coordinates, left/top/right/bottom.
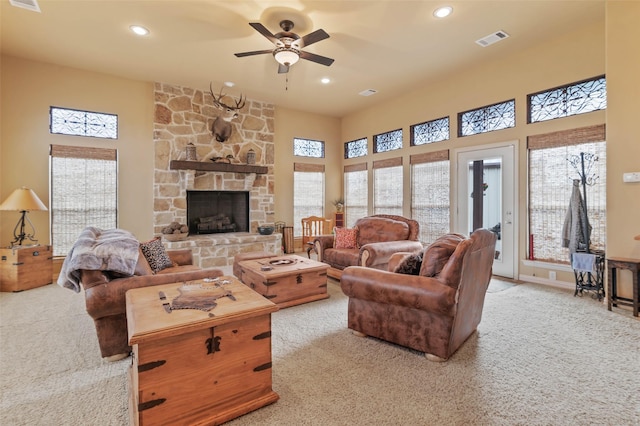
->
[[234, 49, 273, 57], [301, 29, 330, 47], [249, 22, 277, 44], [299, 51, 335, 67], [278, 63, 290, 74]]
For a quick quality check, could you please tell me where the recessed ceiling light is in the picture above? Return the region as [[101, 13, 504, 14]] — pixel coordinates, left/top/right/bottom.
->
[[130, 25, 149, 36], [433, 6, 453, 18], [321, 77, 331, 84], [224, 81, 235, 87]]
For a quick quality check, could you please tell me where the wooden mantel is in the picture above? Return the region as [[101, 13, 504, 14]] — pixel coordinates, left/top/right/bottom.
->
[[170, 160, 268, 174]]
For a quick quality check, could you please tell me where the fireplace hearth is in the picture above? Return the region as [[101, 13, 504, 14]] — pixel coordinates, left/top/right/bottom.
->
[[187, 190, 249, 235]]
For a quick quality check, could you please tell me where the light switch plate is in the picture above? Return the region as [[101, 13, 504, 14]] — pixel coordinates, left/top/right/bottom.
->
[[623, 172, 640, 183]]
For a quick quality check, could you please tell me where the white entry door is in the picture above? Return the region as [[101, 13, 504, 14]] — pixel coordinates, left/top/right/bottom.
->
[[455, 143, 517, 279]]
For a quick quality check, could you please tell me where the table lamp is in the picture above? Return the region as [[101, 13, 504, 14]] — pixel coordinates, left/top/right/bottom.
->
[[0, 187, 48, 247]]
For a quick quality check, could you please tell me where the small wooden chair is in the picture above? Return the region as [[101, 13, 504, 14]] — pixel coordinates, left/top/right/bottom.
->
[[301, 216, 333, 258]]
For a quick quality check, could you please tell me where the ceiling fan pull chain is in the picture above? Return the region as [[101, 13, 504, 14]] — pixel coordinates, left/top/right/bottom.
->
[[286, 74, 289, 91]]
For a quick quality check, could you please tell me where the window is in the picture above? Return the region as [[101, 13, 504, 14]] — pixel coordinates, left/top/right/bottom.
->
[[527, 125, 606, 263], [50, 145, 118, 256], [50, 106, 118, 139], [293, 138, 325, 158], [410, 117, 450, 146], [458, 99, 515, 137], [344, 137, 368, 159], [373, 129, 402, 153], [411, 151, 450, 245], [528, 75, 606, 123], [344, 163, 368, 228], [373, 158, 403, 215], [293, 163, 325, 236]]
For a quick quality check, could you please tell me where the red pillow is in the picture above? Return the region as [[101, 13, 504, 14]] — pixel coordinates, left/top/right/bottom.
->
[[334, 227, 358, 249]]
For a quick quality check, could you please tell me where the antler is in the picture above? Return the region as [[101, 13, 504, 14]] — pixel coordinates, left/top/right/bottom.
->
[[209, 82, 245, 110]]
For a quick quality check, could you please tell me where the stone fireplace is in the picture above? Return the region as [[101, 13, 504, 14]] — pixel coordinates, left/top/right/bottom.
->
[[153, 82, 281, 269]]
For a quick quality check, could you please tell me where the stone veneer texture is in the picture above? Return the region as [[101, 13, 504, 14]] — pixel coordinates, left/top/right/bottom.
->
[[153, 82, 276, 235]]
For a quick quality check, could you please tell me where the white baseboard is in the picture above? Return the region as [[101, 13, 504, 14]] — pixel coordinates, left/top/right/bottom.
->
[[518, 274, 575, 291]]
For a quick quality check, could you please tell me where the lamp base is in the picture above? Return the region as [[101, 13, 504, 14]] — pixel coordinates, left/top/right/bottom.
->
[[10, 210, 39, 247]]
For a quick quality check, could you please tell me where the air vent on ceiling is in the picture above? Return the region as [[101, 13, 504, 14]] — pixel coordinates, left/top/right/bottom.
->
[[9, 0, 41, 12], [359, 89, 378, 97], [475, 30, 509, 47]]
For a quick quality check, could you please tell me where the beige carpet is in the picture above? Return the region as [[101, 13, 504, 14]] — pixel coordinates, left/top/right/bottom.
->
[[1, 278, 638, 425]]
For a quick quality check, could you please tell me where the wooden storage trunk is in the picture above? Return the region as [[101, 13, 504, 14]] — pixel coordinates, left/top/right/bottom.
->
[[238, 255, 329, 308], [0, 245, 53, 292], [126, 277, 279, 426]]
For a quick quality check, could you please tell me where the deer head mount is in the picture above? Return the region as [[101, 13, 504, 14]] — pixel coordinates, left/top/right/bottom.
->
[[209, 83, 246, 143]]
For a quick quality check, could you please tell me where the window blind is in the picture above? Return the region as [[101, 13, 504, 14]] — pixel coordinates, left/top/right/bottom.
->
[[344, 163, 368, 228], [50, 145, 118, 256], [293, 163, 325, 236], [410, 150, 450, 245], [527, 126, 606, 262], [373, 157, 403, 216]]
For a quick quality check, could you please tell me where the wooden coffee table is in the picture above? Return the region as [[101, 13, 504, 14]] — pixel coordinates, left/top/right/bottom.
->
[[126, 276, 279, 426], [237, 254, 330, 308]]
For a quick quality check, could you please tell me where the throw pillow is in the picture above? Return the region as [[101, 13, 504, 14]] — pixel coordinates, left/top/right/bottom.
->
[[393, 253, 423, 275], [334, 227, 358, 249], [139, 237, 173, 273], [419, 233, 466, 277]]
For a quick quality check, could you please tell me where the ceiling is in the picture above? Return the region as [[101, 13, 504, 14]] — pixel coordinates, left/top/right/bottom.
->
[[1, 0, 604, 118]]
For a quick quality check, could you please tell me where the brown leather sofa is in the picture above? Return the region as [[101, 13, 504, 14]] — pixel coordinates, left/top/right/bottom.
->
[[340, 229, 497, 361], [80, 249, 223, 360], [313, 215, 423, 279]]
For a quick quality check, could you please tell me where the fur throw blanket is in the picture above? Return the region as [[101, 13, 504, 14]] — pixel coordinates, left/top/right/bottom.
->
[[57, 227, 140, 293]]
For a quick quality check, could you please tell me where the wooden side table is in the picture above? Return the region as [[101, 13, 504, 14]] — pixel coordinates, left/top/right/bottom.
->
[[0, 245, 53, 292], [607, 257, 640, 317]]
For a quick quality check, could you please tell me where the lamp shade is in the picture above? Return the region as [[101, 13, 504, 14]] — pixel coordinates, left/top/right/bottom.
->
[[274, 48, 300, 66], [0, 187, 48, 211]]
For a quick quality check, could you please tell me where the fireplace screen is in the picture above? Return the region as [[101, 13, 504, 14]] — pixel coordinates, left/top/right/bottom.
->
[[187, 190, 249, 234]]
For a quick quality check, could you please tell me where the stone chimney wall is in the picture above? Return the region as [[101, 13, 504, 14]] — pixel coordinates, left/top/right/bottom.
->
[[153, 82, 275, 235]]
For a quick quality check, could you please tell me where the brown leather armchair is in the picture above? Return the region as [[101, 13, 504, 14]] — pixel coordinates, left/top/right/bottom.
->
[[80, 249, 223, 360], [340, 229, 497, 361]]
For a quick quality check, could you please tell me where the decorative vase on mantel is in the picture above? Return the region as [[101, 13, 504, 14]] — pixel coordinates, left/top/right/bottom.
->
[[246, 149, 256, 165], [186, 143, 197, 161]]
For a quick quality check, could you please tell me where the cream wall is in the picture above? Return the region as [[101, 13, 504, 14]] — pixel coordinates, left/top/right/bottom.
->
[[0, 56, 155, 244], [606, 1, 640, 259], [340, 20, 607, 285], [603, 1, 640, 297], [273, 106, 342, 231]]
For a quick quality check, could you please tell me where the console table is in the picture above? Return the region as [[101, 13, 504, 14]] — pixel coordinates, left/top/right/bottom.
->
[[607, 257, 640, 317]]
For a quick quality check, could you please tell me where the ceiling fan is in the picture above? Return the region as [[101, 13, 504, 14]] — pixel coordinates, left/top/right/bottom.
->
[[234, 20, 334, 74]]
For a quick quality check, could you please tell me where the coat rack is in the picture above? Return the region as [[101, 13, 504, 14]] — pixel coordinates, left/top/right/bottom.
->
[[567, 152, 599, 253], [566, 152, 604, 299]]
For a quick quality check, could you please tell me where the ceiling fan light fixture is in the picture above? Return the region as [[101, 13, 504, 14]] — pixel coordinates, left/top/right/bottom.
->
[[274, 48, 300, 66]]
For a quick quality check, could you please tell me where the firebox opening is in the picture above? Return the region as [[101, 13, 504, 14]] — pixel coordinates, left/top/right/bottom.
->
[[187, 190, 249, 234]]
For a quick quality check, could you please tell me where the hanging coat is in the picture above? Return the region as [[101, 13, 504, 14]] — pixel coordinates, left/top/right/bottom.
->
[[561, 179, 591, 256]]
